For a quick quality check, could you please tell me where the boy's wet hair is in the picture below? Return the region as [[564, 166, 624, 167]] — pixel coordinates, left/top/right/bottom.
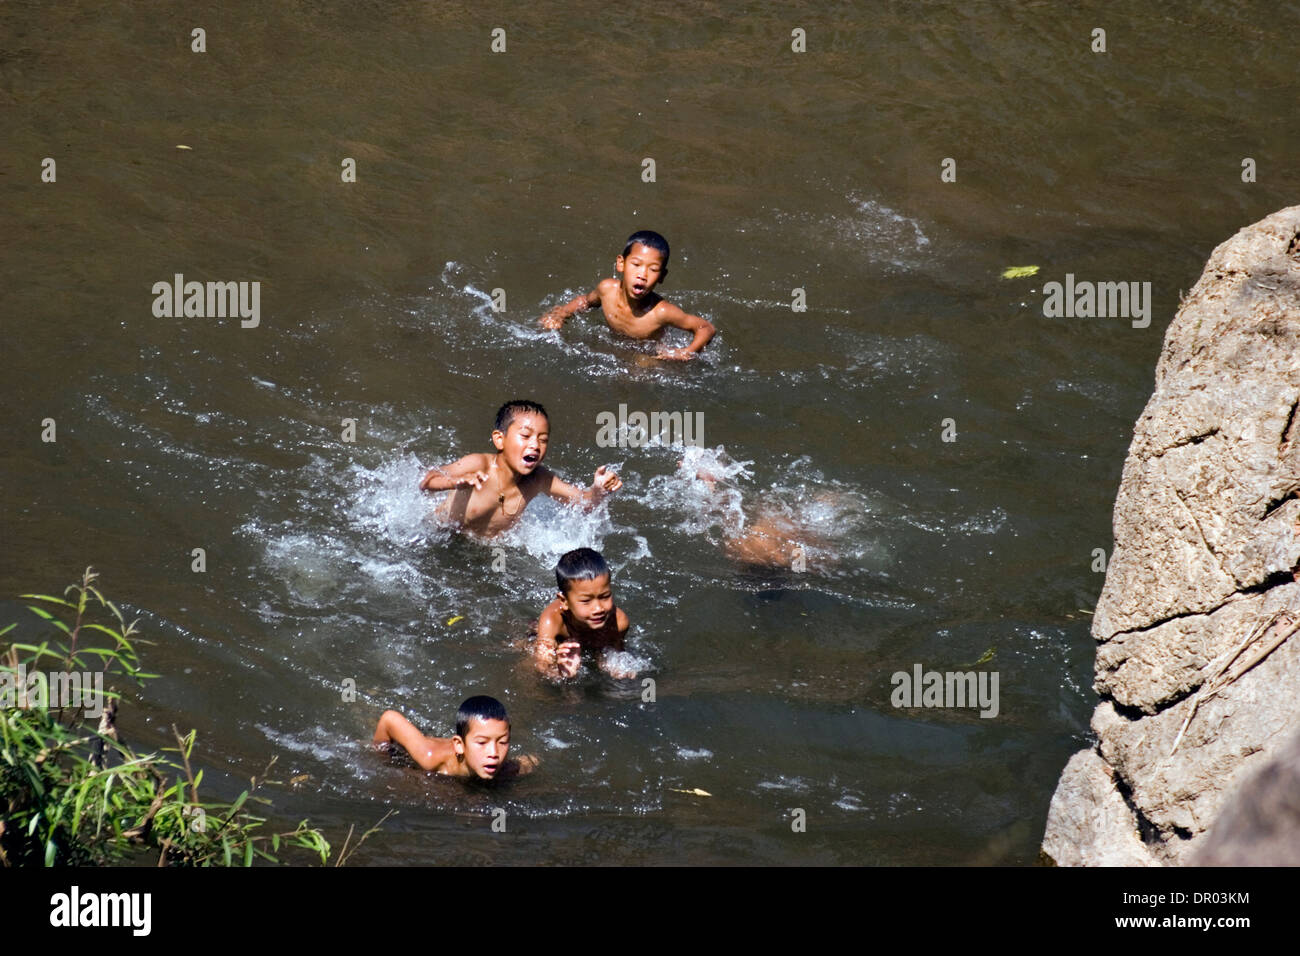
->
[[555, 547, 611, 594], [455, 695, 509, 738], [622, 230, 670, 263], [494, 399, 549, 435]]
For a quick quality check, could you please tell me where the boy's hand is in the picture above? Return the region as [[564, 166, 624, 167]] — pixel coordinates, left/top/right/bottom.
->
[[540, 308, 565, 330], [456, 470, 490, 489], [591, 465, 622, 495], [556, 641, 582, 678], [654, 346, 695, 361], [603, 660, 637, 680]]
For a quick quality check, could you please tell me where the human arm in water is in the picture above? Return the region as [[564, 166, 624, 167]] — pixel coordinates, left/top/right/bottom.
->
[[372, 710, 453, 772], [654, 302, 716, 360], [540, 287, 602, 330], [597, 608, 635, 679], [532, 604, 581, 680], [539, 464, 623, 509], [419, 453, 491, 492]]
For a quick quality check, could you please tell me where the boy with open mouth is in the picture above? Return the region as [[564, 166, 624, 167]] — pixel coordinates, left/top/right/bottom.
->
[[539, 230, 716, 361], [420, 400, 622, 537]]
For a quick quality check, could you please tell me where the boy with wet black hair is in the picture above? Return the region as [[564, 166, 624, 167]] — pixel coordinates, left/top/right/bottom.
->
[[531, 547, 635, 680], [539, 230, 716, 360], [372, 695, 536, 780], [420, 400, 622, 536]]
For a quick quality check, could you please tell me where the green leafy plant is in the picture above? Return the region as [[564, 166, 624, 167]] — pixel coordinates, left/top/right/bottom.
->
[[1, 568, 337, 866]]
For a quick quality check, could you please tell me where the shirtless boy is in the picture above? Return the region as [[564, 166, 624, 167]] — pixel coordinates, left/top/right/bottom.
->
[[372, 695, 537, 781], [532, 547, 635, 680], [420, 400, 622, 536], [539, 230, 716, 360]]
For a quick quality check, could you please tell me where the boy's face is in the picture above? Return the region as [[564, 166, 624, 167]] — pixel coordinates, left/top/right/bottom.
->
[[560, 573, 616, 630], [615, 243, 667, 302], [453, 716, 511, 780], [492, 413, 549, 475]]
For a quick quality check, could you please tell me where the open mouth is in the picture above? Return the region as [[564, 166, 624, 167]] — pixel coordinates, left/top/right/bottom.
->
[[522, 453, 539, 466]]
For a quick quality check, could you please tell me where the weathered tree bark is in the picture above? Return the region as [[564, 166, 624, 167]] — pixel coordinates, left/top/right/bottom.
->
[[1042, 206, 1300, 866]]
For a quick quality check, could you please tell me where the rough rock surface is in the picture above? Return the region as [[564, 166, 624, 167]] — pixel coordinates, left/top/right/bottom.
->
[[1194, 726, 1300, 866], [1042, 206, 1300, 866]]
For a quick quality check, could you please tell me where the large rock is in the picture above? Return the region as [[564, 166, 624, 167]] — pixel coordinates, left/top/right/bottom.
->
[[1195, 726, 1300, 866], [1042, 206, 1300, 865]]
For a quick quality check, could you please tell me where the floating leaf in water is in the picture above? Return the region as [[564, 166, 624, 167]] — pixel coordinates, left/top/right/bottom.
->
[[956, 646, 996, 668], [290, 774, 310, 788], [669, 787, 712, 797], [176, 145, 193, 150], [1001, 265, 1039, 279], [446, 615, 464, 626]]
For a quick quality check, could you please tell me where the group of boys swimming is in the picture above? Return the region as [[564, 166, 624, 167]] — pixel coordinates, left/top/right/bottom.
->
[[372, 231, 719, 782]]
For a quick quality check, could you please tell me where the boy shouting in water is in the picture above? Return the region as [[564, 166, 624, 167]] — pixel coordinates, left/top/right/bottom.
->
[[539, 230, 716, 360], [373, 695, 537, 781], [532, 547, 636, 680], [421, 400, 622, 536]]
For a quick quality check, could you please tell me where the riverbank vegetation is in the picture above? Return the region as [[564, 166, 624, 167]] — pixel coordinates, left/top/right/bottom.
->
[[1, 569, 332, 866]]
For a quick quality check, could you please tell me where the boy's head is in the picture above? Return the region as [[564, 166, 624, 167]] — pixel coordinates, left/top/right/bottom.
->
[[492, 400, 549, 475], [453, 695, 511, 780], [616, 230, 670, 302], [555, 547, 615, 630]]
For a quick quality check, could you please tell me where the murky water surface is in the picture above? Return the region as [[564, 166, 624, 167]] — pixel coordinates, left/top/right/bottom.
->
[[3, 1, 1298, 863]]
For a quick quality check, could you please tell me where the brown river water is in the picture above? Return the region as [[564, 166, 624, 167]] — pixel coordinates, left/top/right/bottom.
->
[[2, 1, 1298, 864]]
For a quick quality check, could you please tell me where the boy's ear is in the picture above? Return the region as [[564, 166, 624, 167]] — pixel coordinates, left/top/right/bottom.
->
[[452, 735, 465, 757], [491, 429, 505, 450], [615, 254, 625, 273]]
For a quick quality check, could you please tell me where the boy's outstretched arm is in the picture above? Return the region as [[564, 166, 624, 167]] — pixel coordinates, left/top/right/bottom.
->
[[655, 303, 715, 360], [540, 288, 601, 330], [420, 454, 490, 492], [540, 465, 622, 510], [373, 710, 453, 772]]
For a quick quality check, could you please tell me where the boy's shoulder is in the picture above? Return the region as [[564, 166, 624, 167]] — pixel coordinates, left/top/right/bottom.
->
[[538, 596, 569, 628], [615, 606, 630, 631]]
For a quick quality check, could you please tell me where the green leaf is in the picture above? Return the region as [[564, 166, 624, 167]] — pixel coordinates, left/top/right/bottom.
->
[[25, 606, 71, 635], [19, 594, 77, 609]]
